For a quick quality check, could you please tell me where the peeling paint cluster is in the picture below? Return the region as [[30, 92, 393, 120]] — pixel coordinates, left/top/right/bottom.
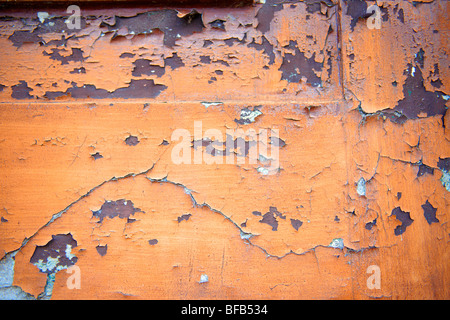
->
[[0, 0, 449, 300]]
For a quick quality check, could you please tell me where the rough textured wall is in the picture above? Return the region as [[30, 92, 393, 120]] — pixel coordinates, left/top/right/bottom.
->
[[0, 0, 448, 300]]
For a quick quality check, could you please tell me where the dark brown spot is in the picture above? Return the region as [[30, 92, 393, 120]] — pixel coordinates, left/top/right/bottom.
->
[[30, 233, 78, 273], [260, 212, 278, 231], [125, 135, 139, 146], [422, 200, 439, 225], [132, 59, 165, 77], [96, 244, 108, 256], [43, 48, 85, 65], [92, 199, 142, 223], [91, 152, 103, 160], [290, 219, 303, 231], [177, 213, 192, 223], [391, 207, 413, 236], [279, 40, 322, 87], [11, 81, 33, 99]]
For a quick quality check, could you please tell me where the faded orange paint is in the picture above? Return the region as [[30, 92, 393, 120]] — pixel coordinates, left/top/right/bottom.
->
[[0, 0, 449, 300]]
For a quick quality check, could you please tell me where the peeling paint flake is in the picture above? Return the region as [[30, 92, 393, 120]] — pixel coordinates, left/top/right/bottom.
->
[[30, 234, 78, 274], [92, 199, 143, 223]]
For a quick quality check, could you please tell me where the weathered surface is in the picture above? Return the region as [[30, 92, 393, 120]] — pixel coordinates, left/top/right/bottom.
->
[[0, 0, 448, 300]]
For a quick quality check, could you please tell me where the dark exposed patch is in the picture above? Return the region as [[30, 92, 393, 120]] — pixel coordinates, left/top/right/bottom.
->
[[112, 79, 167, 99], [106, 9, 204, 47], [92, 199, 142, 223], [422, 200, 439, 225], [119, 52, 136, 59], [43, 91, 67, 100], [132, 59, 165, 77], [334, 215, 340, 222], [215, 70, 223, 75], [365, 218, 377, 230], [414, 48, 425, 69], [209, 19, 226, 30], [96, 244, 108, 256], [9, 17, 87, 48], [203, 39, 213, 47], [247, 36, 276, 65], [0, 84, 5, 92], [392, 81, 397, 87], [224, 36, 246, 47], [431, 79, 443, 89], [8, 30, 43, 48], [397, 192, 402, 200], [44, 79, 167, 99], [69, 67, 86, 74], [8, 16, 85, 48], [437, 157, 450, 172], [391, 207, 414, 236], [164, 53, 185, 69], [269, 206, 286, 219], [326, 49, 333, 78], [348, 53, 355, 60], [215, 59, 230, 67], [148, 239, 158, 245], [345, 0, 368, 31], [125, 135, 139, 146], [30, 233, 78, 274], [279, 40, 322, 87], [417, 163, 434, 177], [200, 55, 211, 64], [43, 47, 85, 65], [177, 213, 192, 223], [389, 63, 447, 122], [380, 6, 389, 21], [259, 206, 285, 231], [305, 1, 321, 13], [290, 219, 303, 231], [252, 211, 262, 216], [91, 152, 103, 160], [11, 81, 33, 99], [255, 0, 283, 33], [255, 0, 322, 34], [397, 8, 404, 23], [160, 139, 169, 146], [240, 221, 247, 228], [1, 217, 8, 222], [259, 212, 278, 231], [44, 84, 90, 99], [305, 0, 334, 12]]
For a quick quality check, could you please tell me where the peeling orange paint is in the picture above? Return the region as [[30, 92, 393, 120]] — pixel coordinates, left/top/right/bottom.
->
[[0, 0, 449, 300]]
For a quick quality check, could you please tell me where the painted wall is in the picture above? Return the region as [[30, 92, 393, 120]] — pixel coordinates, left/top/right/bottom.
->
[[0, 0, 448, 299]]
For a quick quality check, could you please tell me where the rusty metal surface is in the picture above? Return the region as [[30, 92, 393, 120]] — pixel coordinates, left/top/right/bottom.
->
[[0, 0, 449, 300]]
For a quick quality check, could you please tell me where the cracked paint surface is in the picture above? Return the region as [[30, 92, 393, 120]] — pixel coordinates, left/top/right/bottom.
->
[[0, 0, 449, 300]]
